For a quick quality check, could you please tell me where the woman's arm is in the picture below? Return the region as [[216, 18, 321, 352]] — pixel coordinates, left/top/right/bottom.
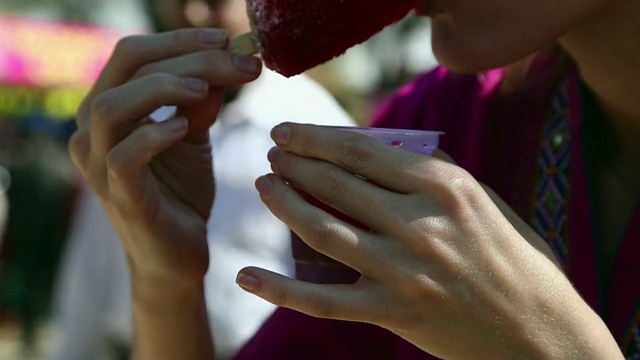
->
[[132, 281, 213, 360], [237, 122, 624, 359], [69, 28, 262, 359]]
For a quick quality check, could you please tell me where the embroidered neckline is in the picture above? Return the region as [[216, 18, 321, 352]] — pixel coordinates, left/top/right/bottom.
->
[[532, 76, 572, 272]]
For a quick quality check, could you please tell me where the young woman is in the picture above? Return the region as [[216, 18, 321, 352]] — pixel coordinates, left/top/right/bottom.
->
[[68, 0, 637, 358]]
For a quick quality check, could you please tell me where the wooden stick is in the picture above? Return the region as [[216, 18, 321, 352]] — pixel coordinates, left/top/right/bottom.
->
[[229, 33, 259, 55]]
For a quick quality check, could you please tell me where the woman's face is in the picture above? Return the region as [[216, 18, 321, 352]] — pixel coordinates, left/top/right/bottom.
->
[[420, 0, 611, 72]]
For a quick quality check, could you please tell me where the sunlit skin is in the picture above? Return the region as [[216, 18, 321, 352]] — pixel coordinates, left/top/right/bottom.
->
[[67, 0, 639, 358], [426, 0, 606, 72], [426, 0, 640, 258], [426, 0, 640, 161]]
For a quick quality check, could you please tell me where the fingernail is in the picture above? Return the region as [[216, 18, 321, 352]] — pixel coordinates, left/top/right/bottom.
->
[[181, 77, 209, 93], [271, 124, 290, 145], [162, 117, 188, 133], [236, 272, 261, 292], [232, 54, 262, 74], [255, 175, 274, 198], [199, 29, 228, 46]]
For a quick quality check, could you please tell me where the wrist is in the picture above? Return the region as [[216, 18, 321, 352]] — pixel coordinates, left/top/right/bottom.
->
[[130, 279, 215, 360], [481, 244, 623, 359], [131, 274, 206, 310], [123, 237, 210, 297], [509, 272, 623, 359]]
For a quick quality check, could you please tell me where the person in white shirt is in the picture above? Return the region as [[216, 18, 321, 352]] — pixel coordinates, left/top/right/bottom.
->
[[49, 0, 354, 359]]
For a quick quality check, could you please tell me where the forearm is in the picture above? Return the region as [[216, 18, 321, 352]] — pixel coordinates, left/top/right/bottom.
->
[[131, 280, 215, 360]]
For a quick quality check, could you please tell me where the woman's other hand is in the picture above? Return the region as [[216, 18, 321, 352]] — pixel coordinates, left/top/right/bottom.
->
[[241, 123, 622, 359], [69, 28, 261, 289]]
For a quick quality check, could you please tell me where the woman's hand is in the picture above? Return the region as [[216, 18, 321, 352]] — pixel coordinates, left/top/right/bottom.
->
[[239, 123, 623, 359], [69, 28, 262, 359], [430, 149, 563, 271], [69, 28, 261, 288]]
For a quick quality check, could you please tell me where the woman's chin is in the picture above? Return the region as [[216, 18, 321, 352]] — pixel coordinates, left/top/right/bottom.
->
[[432, 39, 533, 74], [430, 21, 529, 73], [431, 28, 551, 74]]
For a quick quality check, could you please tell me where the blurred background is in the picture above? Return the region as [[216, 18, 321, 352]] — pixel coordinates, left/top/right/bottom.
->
[[0, 0, 437, 358]]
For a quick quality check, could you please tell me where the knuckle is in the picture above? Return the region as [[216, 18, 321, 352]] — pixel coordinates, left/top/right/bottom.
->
[[90, 92, 117, 121], [135, 62, 161, 78], [407, 215, 450, 244], [315, 167, 347, 201], [339, 135, 375, 171], [113, 35, 143, 59], [126, 126, 164, 156], [304, 221, 337, 254], [151, 72, 179, 94], [446, 170, 480, 206], [401, 268, 441, 300], [425, 162, 480, 210], [137, 125, 166, 154], [104, 150, 126, 180], [144, 125, 167, 144], [67, 131, 90, 169]]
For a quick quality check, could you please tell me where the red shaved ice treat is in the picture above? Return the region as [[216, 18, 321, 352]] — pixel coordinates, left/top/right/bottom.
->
[[230, 0, 416, 77]]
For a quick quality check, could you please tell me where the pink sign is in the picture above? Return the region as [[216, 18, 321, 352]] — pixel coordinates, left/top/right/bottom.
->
[[0, 14, 132, 88]]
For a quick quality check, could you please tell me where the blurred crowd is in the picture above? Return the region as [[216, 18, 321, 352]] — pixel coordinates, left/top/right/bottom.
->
[[0, 0, 437, 358]]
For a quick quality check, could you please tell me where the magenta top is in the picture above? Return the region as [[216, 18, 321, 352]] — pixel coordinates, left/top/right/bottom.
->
[[234, 57, 640, 358]]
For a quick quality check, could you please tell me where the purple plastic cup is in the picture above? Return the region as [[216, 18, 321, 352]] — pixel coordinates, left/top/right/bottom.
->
[[292, 126, 444, 284], [333, 126, 443, 155]]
